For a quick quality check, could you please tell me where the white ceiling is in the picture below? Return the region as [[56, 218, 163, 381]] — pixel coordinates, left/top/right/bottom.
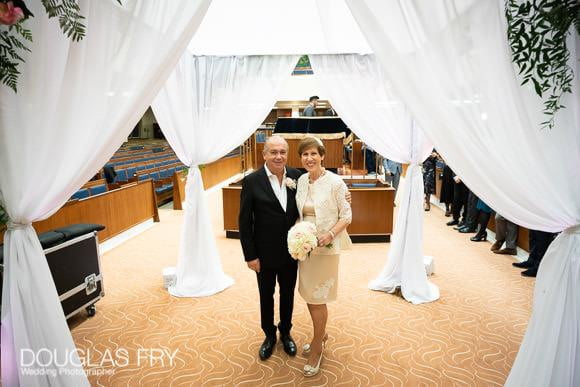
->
[[187, 0, 372, 55]]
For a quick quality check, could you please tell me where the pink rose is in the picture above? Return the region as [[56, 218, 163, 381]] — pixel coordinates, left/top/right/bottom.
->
[[0, 2, 24, 25]]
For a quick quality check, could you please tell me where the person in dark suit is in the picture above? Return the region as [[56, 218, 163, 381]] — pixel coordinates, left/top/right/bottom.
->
[[325, 106, 337, 116], [512, 230, 557, 277], [447, 172, 468, 226], [239, 135, 301, 361]]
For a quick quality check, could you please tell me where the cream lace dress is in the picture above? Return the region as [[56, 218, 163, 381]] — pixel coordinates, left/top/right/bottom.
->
[[297, 171, 352, 304]]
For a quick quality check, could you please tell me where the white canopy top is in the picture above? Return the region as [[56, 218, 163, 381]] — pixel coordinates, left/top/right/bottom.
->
[[187, 0, 372, 55]]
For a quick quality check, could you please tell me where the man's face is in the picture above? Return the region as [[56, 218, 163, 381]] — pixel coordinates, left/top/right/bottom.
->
[[263, 141, 288, 174], [311, 99, 318, 108]]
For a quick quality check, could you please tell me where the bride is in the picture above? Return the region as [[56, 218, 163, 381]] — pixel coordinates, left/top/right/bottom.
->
[[294, 136, 352, 376]]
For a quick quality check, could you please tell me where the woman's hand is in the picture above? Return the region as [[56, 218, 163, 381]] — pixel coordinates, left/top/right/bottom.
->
[[318, 232, 334, 247]]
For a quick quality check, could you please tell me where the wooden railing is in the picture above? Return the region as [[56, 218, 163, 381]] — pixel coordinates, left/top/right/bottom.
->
[[1, 180, 159, 244]]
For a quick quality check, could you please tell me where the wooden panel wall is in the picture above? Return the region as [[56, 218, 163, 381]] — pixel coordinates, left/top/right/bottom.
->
[[285, 138, 343, 169], [173, 156, 243, 210], [0, 180, 159, 244], [201, 155, 241, 190]]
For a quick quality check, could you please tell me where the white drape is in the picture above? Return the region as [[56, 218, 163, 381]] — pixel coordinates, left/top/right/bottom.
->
[[346, 0, 580, 385], [0, 1, 210, 385], [309, 54, 438, 304], [152, 54, 299, 297]]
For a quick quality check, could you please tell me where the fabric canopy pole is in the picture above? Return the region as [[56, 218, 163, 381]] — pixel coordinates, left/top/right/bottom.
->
[[152, 54, 299, 297], [346, 0, 580, 385], [309, 54, 438, 304], [0, 1, 211, 385]]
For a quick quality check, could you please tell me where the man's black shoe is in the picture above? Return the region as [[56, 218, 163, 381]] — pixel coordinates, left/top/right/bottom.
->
[[521, 268, 538, 277], [259, 335, 277, 360], [280, 335, 297, 356], [513, 260, 534, 269], [446, 220, 459, 226], [458, 227, 477, 233]]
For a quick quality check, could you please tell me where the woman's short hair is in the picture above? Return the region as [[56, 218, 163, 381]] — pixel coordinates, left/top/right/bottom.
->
[[298, 136, 326, 156]]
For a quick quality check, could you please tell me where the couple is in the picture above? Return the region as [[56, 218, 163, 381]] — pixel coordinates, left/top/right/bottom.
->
[[239, 135, 352, 376]]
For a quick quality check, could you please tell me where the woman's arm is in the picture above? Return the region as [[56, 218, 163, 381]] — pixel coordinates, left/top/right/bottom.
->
[[317, 179, 352, 247]]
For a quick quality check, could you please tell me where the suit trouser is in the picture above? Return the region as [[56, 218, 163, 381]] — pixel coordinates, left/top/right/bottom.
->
[[256, 262, 297, 337], [527, 230, 557, 269], [452, 182, 468, 222], [464, 191, 479, 229], [365, 150, 377, 174], [495, 214, 519, 249]]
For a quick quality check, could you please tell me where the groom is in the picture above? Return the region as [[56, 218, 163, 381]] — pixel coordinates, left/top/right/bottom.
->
[[239, 135, 301, 360]]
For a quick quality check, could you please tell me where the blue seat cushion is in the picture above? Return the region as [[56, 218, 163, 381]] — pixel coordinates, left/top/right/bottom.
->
[[89, 185, 107, 195], [116, 169, 128, 182], [155, 184, 173, 194], [71, 188, 90, 200]]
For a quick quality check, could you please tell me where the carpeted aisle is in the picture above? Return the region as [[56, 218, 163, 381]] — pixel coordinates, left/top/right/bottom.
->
[[69, 189, 534, 386]]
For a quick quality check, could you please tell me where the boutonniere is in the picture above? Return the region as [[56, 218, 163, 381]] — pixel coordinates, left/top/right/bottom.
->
[[285, 177, 297, 190]]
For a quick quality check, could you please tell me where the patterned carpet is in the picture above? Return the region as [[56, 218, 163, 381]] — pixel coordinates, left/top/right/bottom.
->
[[69, 190, 534, 386]]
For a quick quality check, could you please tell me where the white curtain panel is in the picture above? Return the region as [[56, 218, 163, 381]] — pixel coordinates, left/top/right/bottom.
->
[[346, 0, 580, 385], [309, 54, 438, 304], [0, 1, 211, 385], [152, 54, 299, 297]]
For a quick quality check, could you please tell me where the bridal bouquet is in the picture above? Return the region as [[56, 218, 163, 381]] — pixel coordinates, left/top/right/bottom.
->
[[287, 221, 318, 261]]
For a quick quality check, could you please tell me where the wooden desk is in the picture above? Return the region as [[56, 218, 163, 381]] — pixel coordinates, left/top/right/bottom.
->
[[351, 141, 364, 170], [222, 178, 394, 242]]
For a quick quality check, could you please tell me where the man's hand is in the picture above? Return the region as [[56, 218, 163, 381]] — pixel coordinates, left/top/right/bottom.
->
[[453, 176, 461, 184], [247, 258, 261, 273], [345, 190, 352, 204]]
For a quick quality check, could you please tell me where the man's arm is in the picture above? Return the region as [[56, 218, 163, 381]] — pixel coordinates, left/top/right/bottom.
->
[[239, 177, 258, 263]]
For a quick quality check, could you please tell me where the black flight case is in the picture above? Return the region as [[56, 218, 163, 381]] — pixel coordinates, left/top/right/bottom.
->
[[0, 223, 105, 319]]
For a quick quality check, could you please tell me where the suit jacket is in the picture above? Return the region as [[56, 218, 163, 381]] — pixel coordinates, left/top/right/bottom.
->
[[325, 108, 337, 116], [239, 167, 302, 268]]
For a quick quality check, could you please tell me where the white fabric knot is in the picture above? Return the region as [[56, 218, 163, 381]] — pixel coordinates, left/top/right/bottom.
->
[[6, 221, 30, 230], [563, 224, 580, 235]]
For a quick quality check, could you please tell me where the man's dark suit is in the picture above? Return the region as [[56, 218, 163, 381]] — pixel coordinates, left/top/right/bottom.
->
[[239, 166, 302, 337]]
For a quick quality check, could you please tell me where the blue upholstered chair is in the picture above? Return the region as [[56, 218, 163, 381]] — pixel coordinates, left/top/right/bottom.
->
[[115, 169, 128, 183], [71, 188, 90, 200], [89, 185, 107, 196]]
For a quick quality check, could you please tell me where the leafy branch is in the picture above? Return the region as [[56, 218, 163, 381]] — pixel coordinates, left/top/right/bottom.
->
[[0, 0, 90, 92], [505, 0, 580, 129], [41, 0, 85, 42]]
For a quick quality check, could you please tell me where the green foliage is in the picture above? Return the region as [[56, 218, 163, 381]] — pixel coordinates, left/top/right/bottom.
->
[[505, 0, 580, 129], [1, 0, 117, 92], [41, 0, 86, 42], [0, 23, 32, 91], [0, 204, 8, 226]]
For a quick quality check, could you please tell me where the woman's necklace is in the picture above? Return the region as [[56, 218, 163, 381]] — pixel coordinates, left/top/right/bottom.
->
[[309, 167, 326, 184]]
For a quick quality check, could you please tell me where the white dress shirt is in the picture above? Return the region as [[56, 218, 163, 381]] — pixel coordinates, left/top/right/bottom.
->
[[264, 164, 287, 211]]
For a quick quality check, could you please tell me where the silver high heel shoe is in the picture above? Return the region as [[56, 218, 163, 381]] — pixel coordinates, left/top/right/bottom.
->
[[303, 337, 327, 377], [302, 333, 328, 355]]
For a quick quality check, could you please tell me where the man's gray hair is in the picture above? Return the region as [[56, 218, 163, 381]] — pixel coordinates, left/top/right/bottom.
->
[[263, 135, 289, 154]]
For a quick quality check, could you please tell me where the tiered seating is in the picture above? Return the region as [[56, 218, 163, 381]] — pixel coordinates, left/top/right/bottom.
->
[[70, 179, 108, 201], [70, 142, 186, 205], [136, 163, 186, 205]]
